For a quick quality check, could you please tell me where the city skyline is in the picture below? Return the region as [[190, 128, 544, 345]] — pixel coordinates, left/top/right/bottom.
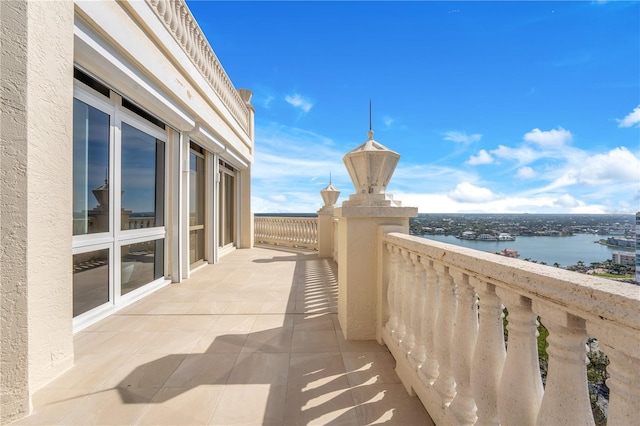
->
[[187, 1, 640, 214]]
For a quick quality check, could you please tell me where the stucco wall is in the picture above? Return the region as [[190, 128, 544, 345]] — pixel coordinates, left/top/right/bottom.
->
[[0, 1, 74, 422], [26, 0, 75, 393], [1, 1, 30, 422]]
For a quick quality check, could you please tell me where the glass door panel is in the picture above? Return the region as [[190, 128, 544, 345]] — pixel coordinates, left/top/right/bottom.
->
[[189, 150, 205, 265], [121, 123, 165, 230], [72, 98, 110, 235], [73, 249, 109, 316]]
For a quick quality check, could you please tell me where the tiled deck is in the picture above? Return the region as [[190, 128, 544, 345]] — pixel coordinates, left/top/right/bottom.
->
[[12, 246, 432, 425]]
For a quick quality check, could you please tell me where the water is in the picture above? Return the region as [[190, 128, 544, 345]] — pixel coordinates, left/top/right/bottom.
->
[[419, 233, 629, 268]]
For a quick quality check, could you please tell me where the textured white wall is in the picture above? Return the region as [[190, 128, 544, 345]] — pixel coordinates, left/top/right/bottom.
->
[[0, 1, 74, 422], [1, 1, 30, 422], [25, 0, 75, 394]]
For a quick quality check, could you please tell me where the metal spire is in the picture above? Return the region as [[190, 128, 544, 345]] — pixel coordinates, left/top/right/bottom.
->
[[368, 99, 374, 140]]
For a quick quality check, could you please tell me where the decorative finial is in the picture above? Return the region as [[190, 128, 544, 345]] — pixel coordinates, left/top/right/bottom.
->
[[368, 99, 374, 140], [329, 172, 332, 185]]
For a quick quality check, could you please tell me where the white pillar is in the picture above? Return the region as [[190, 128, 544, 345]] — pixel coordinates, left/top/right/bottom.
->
[[336, 204, 417, 339], [317, 206, 335, 258]]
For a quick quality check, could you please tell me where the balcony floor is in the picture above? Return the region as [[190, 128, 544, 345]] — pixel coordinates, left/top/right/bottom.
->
[[13, 246, 433, 425]]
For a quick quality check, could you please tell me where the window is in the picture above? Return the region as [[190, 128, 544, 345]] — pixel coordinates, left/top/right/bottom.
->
[[219, 161, 236, 248], [73, 99, 110, 235], [121, 123, 165, 230], [189, 147, 206, 264], [72, 70, 168, 323], [73, 249, 109, 316], [121, 239, 164, 295]]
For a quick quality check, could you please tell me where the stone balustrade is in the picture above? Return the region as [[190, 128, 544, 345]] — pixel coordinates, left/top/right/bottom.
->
[[380, 231, 640, 426], [147, 0, 251, 135], [254, 216, 318, 250]]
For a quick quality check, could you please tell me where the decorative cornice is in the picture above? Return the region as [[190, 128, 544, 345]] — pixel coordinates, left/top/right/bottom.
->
[[147, 0, 250, 134]]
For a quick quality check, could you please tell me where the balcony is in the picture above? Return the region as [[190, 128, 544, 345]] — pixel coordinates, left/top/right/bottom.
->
[[11, 245, 431, 426], [11, 212, 640, 425]]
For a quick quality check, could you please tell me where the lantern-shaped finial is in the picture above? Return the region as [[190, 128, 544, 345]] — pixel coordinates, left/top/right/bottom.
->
[[320, 174, 340, 208], [343, 133, 399, 197]]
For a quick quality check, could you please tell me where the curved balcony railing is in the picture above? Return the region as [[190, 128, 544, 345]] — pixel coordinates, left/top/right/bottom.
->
[[380, 232, 639, 426], [254, 216, 318, 250]]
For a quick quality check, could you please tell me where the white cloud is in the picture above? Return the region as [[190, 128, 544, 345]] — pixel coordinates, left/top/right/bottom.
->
[[516, 166, 536, 179], [491, 144, 540, 165], [616, 105, 640, 128], [523, 127, 572, 147], [285, 94, 313, 112], [383, 116, 394, 127], [575, 146, 640, 184], [466, 149, 494, 165], [444, 131, 481, 145], [553, 194, 580, 208], [448, 182, 497, 203]]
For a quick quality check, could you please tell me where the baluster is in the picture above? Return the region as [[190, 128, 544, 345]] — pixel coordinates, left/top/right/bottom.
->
[[496, 289, 543, 426], [448, 270, 478, 425], [589, 325, 640, 426], [534, 302, 594, 426], [418, 258, 439, 384], [392, 248, 407, 344], [400, 251, 416, 355], [408, 253, 426, 370], [470, 278, 505, 426], [598, 330, 640, 426], [432, 263, 457, 403], [385, 244, 398, 337]]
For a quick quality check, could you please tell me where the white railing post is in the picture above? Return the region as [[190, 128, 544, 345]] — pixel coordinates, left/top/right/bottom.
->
[[393, 248, 408, 344], [418, 258, 439, 385], [400, 250, 416, 355], [385, 243, 399, 337], [409, 253, 427, 371], [496, 289, 543, 425], [432, 263, 457, 403], [470, 277, 505, 426], [589, 326, 640, 426], [535, 302, 594, 426], [448, 269, 478, 425]]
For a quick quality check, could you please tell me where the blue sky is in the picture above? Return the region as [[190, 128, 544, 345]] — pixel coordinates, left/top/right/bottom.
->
[[186, 1, 640, 214]]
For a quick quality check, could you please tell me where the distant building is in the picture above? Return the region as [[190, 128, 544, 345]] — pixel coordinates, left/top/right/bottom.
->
[[636, 212, 640, 284], [612, 252, 635, 267]]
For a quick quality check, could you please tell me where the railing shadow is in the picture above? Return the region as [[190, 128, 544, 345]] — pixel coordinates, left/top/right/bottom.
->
[[108, 249, 418, 424]]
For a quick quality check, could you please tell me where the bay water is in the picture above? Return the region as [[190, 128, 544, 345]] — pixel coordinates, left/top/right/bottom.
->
[[419, 233, 629, 268]]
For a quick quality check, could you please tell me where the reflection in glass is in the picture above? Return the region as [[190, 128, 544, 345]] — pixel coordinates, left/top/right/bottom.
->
[[189, 152, 205, 264], [121, 239, 164, 295], [73, 249, 109, 317], [121, 123, 165, 230], [73, 99, 110, 235], [221, 173, 235, 246]]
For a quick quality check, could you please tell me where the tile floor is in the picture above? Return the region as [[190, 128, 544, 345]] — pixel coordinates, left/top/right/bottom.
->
[[11, 246, 433, 425]]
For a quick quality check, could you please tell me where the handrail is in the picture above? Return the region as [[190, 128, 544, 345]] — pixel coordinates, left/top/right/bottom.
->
[[380, 231, 640, 425], [254, 216, 318, 250]]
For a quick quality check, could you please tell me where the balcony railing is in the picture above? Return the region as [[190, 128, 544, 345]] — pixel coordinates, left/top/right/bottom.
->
[[254, 216, 318, 250], [252, 216, 639, 424], [380, 232, 639, 426]]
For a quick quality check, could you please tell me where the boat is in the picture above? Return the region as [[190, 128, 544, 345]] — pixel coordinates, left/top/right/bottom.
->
[[495, 248, 520, 258], [477, 233, 498, 241], [457, 231, 476, 240], [498, 233, 516, 241]]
